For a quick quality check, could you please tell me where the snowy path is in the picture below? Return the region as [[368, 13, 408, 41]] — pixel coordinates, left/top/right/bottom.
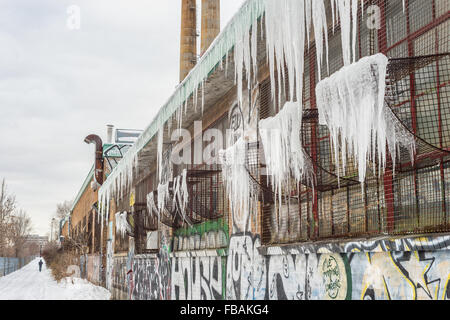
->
[[0, 258, 110, 300]]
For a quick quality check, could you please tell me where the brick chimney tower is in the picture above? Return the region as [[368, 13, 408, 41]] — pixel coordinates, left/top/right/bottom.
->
[[180, 0, 197, 82], [201, 0, 220, 56]]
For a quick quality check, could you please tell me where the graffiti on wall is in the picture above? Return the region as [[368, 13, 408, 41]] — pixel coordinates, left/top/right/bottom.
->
[[171, 255, 226, 300], [260, 235, 450, 255], [108, 228, 450, 300], [226, 234, 267, 300], [106, 240, 113, 290], [352, 250, 450, 300], [111, 256, 128, 300], [174, 230, 228, 252], [131, 235, 171, 300], [225, 233, 450, 300], [173, 218, 228, 252], [86, 254, 102, 285]]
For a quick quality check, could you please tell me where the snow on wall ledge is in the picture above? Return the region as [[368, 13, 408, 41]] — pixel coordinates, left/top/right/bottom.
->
[[316, 53, 416, 184]]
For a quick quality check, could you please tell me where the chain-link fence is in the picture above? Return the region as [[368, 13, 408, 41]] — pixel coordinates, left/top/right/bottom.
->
[[0, 256, 37, 277]]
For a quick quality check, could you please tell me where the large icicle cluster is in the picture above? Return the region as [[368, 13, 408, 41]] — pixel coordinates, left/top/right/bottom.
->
[[146, 169, 190, 225], [264, 0, 329, 112], [259, 101, 314, 205], [316, 53, 415, 184], [98, 0, 407, 224], [171, 169, 189, 223], [98, 152, 138, 228], [219, 138, 258, 231]]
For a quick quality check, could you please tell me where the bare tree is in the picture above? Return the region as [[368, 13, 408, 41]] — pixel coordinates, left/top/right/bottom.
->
[[0, 179, 16, 255], [55, 200, 72, 220], [50, 200, 72, 241], [9, 210, 33, 257]]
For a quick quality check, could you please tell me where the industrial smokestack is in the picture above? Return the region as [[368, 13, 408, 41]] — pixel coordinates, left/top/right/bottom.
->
[[180, 0, 197, 82], [201, 0, 220, 56], [106, 124, 114, 144]]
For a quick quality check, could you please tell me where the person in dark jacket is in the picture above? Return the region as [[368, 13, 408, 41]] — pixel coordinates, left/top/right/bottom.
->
[[38, 259, 43, 272]]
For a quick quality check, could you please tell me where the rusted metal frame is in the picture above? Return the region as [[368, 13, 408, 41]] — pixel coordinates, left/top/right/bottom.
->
[[397, 150, 450, 172], [309, 47, 320, 240], [385, 11, 450, 53], [326, 188, 332, 237], [389, 80, 450, 109], [359, 0, 368, 234], [432, 0, 448, 223], [377, 0, 396, 233], [346, 185, 351, 236], [376, 174, 382, 233], [404, 0, 421, 231]]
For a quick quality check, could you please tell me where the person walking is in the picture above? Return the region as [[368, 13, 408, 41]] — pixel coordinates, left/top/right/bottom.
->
[[38, 259, 43, 272]]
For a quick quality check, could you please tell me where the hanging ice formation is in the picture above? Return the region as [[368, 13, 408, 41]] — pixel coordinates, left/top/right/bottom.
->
[[316, 53, 416, 185], [157, 127, 164, 182], [146, 192, 158, 219], [219, 138, 258, 230], [115, 212, 129, 237], [259, 101, 314, 206], [98, 0, 407, 223], [172, 169, 189, 222], [264, 0, 329, 112], [146, 169, 190, 224], [157, 182, 170, 215], [332, 0, 360, 66], [98, 152, 138, 227]]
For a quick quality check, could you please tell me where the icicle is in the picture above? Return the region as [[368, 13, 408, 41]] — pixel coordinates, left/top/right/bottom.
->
[[172, 175, 180, 208], [201, 80, 205, 114], [98, 0, 378, 227], [157, 127, 164, 183], [251, 22, 258, 84], [259, 101, 315, 206], [219, 138, 258, 231], [335, 0, 359, 66], [351, 0, 358, 63], [331, 0, 336, 33], [177, 169, 189, 217], [146, 192, 158, 219], [172, 169, 190, 225], [225, 52, 229, 78], [157, 182, 170, 216], [316, 53, 416, 187], [115, 212, 129, 237]]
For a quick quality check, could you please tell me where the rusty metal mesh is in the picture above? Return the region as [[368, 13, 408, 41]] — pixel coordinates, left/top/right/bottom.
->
[[259, 0, 449, 245]]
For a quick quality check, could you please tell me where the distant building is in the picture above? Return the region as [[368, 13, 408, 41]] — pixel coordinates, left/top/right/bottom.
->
[[24, 235, 48, 246]]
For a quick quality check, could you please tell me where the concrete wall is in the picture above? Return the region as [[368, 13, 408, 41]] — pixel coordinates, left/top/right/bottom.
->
[[85, 254, 102, 285], [107, 233, 450, 300]]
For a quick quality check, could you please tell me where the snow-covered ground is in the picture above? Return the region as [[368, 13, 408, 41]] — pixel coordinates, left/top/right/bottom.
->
[[0, 258, 111, 300]]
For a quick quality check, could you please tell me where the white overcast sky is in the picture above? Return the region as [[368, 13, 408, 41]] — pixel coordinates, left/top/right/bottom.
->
[[0, 0, 245, 236]]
